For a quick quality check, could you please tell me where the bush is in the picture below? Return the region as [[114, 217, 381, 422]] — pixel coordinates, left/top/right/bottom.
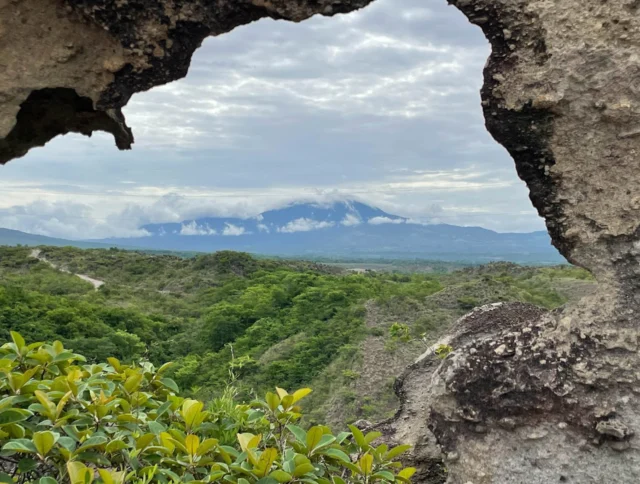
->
[[0, 332, 415, 483]]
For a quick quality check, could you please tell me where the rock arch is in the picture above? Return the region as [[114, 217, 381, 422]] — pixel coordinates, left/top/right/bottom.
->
[[2, 0, 640, 481]]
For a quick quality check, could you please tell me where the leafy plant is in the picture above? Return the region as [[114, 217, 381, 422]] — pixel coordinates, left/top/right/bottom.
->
[[0, 332, 415, 483], [434, 344, 453, 360], [388, 324, 410, 343]]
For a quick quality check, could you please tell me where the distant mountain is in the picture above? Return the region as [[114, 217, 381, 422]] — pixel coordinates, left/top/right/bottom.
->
[[0, 228, 115, 249], [139, 200, 404, 238], [96, 201, 565, 263]]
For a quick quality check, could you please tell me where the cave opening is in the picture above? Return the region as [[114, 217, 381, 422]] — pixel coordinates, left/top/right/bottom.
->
[[0, 0, 551, 256]]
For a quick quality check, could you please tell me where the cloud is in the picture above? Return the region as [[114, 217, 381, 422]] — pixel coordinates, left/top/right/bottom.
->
[[0, 200, 150, 240], [0, 0, 549, 235], [278, 218, 335, 233], [369, 216, 405, 225], [222, 223, 247, 236], [341, 213, 361, 226], [180, 221, 217, 236], [257, 223, 270, 232]]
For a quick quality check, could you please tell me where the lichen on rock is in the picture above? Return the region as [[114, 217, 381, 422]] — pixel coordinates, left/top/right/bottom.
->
[[3, 0, 640, 482]]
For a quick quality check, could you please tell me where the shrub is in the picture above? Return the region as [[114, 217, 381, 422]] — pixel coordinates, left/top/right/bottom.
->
[[388, 324, 410, 343], [0, 332, 415, 483], [434, 344, 453, 360]]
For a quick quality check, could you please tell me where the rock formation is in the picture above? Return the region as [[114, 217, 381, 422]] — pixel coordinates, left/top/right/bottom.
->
[[2, 0, 640, 482]]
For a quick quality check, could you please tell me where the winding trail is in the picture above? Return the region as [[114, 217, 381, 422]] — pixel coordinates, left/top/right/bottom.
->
[[29, 249, 104, 290]]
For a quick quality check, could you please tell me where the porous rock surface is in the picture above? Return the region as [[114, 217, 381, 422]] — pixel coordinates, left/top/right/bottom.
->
[[2, 0, 640, 482]]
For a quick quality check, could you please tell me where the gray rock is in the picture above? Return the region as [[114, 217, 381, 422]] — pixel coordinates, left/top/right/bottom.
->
[[3, 0, 640, 482]]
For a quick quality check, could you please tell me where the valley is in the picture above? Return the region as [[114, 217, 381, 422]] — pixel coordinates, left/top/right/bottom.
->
[[0, 246, 594, 429]]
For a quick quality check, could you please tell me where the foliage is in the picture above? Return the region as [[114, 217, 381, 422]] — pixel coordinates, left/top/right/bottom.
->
[[434, 345, 453, 360], [387, 324, 410, 343], [0, 246, 595, 428], [0, 332, 415, 483]]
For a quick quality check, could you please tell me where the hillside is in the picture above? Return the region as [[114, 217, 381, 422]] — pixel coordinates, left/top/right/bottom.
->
[[0, 227, 116, 249], [0, 246, 594, 428]]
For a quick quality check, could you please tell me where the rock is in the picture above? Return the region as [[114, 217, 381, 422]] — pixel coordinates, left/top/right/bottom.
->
[[596, 418, 633, 440], [0, 0, 374, 164], [3, 0, 640, 482]]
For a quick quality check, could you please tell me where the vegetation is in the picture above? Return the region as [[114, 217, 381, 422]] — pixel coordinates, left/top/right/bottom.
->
[[0, 332, 416, 483], [0, 246, 596, 429]]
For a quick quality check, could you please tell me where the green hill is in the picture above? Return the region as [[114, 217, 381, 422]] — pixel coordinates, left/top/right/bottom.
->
[[0, 246, 595, 428]]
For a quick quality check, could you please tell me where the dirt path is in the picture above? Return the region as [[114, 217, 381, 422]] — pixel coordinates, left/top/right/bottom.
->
[[29, 249, 104, 290]]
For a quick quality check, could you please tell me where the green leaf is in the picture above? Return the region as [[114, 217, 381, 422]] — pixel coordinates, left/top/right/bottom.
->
[[285, 424, 306, 445], [17, 458, 38, 473], [292, 463, 315, 478], [348, 425, 367, 449], [156, 362, 173, 375], [311, 434, 335, 452], [10, 332, 25, 352], [305, 426, 324, 452], [105, 439, 127, 453], [76, 435, 107, 453], [2, 439, 37, 453], [195, 438, 218, 457], [269, 470, 292, 483], [39, 477, 58, 484], [160, 378, 179, 394], [291, 388, 312, 404], [33, 431, 57, 457], [266, 392, 280, 412], [51, 351, 75, 363], [255, 448, 278, 477], [385, 444, 411, 461], [0, 409, 32, 425], [320, 448, 350, 463], [123, 372, 143, 393], [256, 479, 279, 484], [148, 420, 165, 435], [335, 431, 350, 444], [57, 436, 76, 452], [372, 471, 395, 482], [0, 472, 13, 483], [359, 454, 373, 476], [67, 461, 93, 484], [74, 451, 111, 466], [397, 467, 417, 481], [364, 431, 382, 445], [154, 400, 172, 419]]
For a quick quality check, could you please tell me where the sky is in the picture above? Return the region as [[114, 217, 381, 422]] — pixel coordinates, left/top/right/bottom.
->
[[0, 0, 545, 240]]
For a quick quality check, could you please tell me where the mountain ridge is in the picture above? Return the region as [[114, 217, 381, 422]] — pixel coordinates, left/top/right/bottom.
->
[[100, 201, 564, 263], [0, 201, 563, 263]]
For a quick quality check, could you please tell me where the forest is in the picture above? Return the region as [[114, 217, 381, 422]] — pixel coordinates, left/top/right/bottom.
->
[[0, 246, 594, 428]]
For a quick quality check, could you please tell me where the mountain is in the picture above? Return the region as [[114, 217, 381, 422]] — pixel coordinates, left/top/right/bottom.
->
[[97, 201, 565, 263], [0, 228, 116, 249], [139, 200, 404, 237]]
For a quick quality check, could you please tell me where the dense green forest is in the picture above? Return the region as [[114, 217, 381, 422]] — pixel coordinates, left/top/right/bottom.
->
[[0, 246, 595, 428]]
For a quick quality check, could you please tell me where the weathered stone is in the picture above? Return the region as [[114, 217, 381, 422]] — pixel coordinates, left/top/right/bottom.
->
[[0, 0, 373, 164], [3, 0, 640, 482]]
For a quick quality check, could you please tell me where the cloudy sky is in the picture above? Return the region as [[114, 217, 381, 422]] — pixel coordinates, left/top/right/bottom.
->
[[0, 0, 545, 240]]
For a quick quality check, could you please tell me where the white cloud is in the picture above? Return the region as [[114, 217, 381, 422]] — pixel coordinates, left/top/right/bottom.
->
[[369, 216, 405, 225], [179, 221, 217, 236], [341, 213, 361, 226], [278, 218, 334, 233], [222, 223, 247, 236], [0, 200, 150, 239], [0, 0, 549, 236], [257, 223, 270, 232]]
